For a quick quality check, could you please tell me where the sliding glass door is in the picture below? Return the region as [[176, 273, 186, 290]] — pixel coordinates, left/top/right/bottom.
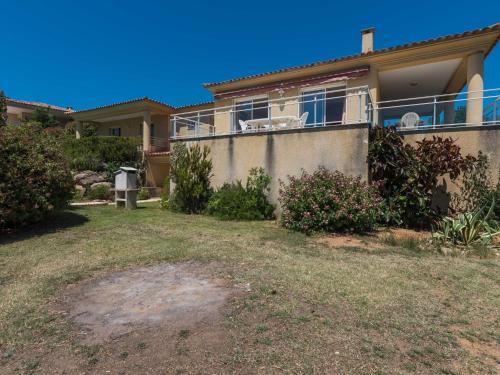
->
[[301, 87, 346, 126], [233, 97, 269, 131]]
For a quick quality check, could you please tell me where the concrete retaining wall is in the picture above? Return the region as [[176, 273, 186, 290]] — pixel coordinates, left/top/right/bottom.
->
[[172, 124, 370, 205]]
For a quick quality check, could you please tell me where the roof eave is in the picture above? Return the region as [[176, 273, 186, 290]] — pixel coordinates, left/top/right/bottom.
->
[[202, 23, 500, 92]]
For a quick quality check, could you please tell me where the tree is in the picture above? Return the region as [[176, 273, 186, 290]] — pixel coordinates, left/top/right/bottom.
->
[[0, 90, 7, 127], [26, 107, 58, 128]]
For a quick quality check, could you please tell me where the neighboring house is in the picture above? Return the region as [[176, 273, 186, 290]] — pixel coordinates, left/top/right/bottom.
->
[[6, 98, 73, 126], [73, 24, 500, 200]]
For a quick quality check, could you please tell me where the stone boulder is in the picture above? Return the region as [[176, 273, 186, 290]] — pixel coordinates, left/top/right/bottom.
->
[[90, 181, 112, 190], [75, 184, 86, 195], [74, 170, 108, 187]]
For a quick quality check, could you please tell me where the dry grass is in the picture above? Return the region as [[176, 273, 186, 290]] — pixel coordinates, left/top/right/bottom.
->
[[0, 204, 499, 374]]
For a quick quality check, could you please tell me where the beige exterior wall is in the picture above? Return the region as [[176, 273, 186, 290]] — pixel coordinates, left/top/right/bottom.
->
[[146, 154, 170, 188], [209, 77, 370, 134], [95, 115, 170, 138], [173, 124, 370, 208], [6, 112, 22, 126]]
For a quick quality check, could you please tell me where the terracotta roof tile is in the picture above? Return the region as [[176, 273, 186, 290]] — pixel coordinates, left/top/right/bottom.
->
[[174, 100, 214, 110], [203, 23, 500, 89], [7, 98, 73, 113], [72, 97, 174, 114]]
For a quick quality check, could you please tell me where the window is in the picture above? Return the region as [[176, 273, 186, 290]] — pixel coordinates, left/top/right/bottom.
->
[[301, 87, 346, 126], [233, 97, 269, 131], [109, 127, 121, 136]]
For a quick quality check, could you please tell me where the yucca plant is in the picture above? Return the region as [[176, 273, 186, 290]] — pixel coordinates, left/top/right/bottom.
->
[[432, 198, 500, 246]]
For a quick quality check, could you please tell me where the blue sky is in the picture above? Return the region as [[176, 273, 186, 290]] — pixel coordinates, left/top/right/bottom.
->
[[1, 0, 499, 110]]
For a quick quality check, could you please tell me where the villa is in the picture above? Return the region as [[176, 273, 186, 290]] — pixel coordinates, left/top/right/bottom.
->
[[71, 24, 500, 201], [6, 98, 73, 127]]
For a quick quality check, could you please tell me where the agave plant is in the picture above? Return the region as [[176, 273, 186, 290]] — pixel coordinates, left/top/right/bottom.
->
[[432, 198, 500, 247]]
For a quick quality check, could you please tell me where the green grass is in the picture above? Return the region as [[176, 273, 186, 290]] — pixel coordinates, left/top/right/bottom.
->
[[0, 204, 499, 374]]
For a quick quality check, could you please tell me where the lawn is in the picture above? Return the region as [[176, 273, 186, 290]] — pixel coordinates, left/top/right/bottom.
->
[[0, 204, 498, 374]]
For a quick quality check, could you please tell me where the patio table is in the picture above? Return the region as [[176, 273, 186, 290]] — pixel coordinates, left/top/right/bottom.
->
[[244, 116, 298, 130]]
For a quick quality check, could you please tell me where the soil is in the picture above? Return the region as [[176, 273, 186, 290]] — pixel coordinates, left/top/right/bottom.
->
[[58, 262, 233, 344], [5, 262, 250, 374], [316, 234, 384, 251]]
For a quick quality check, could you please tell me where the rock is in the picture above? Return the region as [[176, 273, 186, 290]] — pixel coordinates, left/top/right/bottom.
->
[[75, 185, 86, 194], [90, 182, 112, 190], [74, 171, 108, 186]]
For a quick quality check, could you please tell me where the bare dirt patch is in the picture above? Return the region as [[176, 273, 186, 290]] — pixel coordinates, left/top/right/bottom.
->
[[57, 262, 234, 343], [377, 228, 430, 241], [316, 234, 384, 251]]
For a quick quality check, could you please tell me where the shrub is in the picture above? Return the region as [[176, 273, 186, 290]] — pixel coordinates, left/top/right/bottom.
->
[[452, 152, 498, 220], [87, 185, 111, 200], [169, 143, 213, 213], [279, 167, 381, 234], [432, 199, 500, 247], [61, 136, 141, 172], [207, 167, 275, 220], [368, 126, 470, 228], [159, 176, 170, 210], [138, 187, 150, 200], [0, 124, 74, 229]]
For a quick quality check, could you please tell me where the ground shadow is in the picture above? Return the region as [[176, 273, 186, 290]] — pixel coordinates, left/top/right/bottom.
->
[[0, 209, 89, 246]]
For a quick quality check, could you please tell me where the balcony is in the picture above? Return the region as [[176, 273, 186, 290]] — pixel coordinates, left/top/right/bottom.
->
[[170, 86, 373, 139], [375, 88, 500, 130], [170, 87, 500, 140]]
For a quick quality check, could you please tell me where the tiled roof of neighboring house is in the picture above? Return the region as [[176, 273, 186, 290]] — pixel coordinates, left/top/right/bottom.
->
[[203, 23, 500, 89], [7, 98, 73, 113], [174, 100, 214, 111], [72, 97, 174, 114]]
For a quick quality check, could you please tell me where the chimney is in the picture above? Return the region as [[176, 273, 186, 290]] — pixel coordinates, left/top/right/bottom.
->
[[361, 27, 375, 53]]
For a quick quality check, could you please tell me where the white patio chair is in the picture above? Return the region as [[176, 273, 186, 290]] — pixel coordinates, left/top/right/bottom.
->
[[299, 112, 309, 127], [239, 120, 249, 132], [401, 112, 420, 128]]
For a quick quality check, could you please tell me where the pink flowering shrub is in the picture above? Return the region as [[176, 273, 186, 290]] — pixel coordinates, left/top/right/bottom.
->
[[279, 167, 381, 234]]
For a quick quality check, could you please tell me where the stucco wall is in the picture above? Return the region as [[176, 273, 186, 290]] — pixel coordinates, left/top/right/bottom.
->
[[207, 77, 371, 136], [96, 114, 170, 138], [146, 154, 170, 188], [173, 124, 370, 207]]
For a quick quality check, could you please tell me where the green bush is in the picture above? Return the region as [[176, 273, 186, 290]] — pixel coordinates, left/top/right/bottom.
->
[[0, 124, 74, 229], [452, 152, 499, 223], [207, 167, 275, 220], [279, 167, 381, 234], [169, 143, 213, 214], [138, 187, 150, 200], [87, 185, 111, 200], [159, 176, 170, 209], [61, 136, 141, 172]]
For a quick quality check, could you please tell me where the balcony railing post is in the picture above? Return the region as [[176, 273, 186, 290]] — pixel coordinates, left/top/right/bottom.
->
[[494, 99, 497, 123], [173, 116, 177, 139], [433, 96, 437, 128]]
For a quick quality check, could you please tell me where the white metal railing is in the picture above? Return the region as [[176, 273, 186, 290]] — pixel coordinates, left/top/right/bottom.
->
[[170, 86, 372, 139], [169, 87, 500, 139], [374, 88, 500, 130]]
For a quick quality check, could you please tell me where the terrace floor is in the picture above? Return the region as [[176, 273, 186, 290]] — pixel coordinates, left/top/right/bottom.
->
[[0, 204, 498, 374]]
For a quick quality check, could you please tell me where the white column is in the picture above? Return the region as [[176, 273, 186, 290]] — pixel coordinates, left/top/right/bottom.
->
[[142, 110, 151, 152], [75, 121, 82, 139], [466, 52, 484, 125]]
